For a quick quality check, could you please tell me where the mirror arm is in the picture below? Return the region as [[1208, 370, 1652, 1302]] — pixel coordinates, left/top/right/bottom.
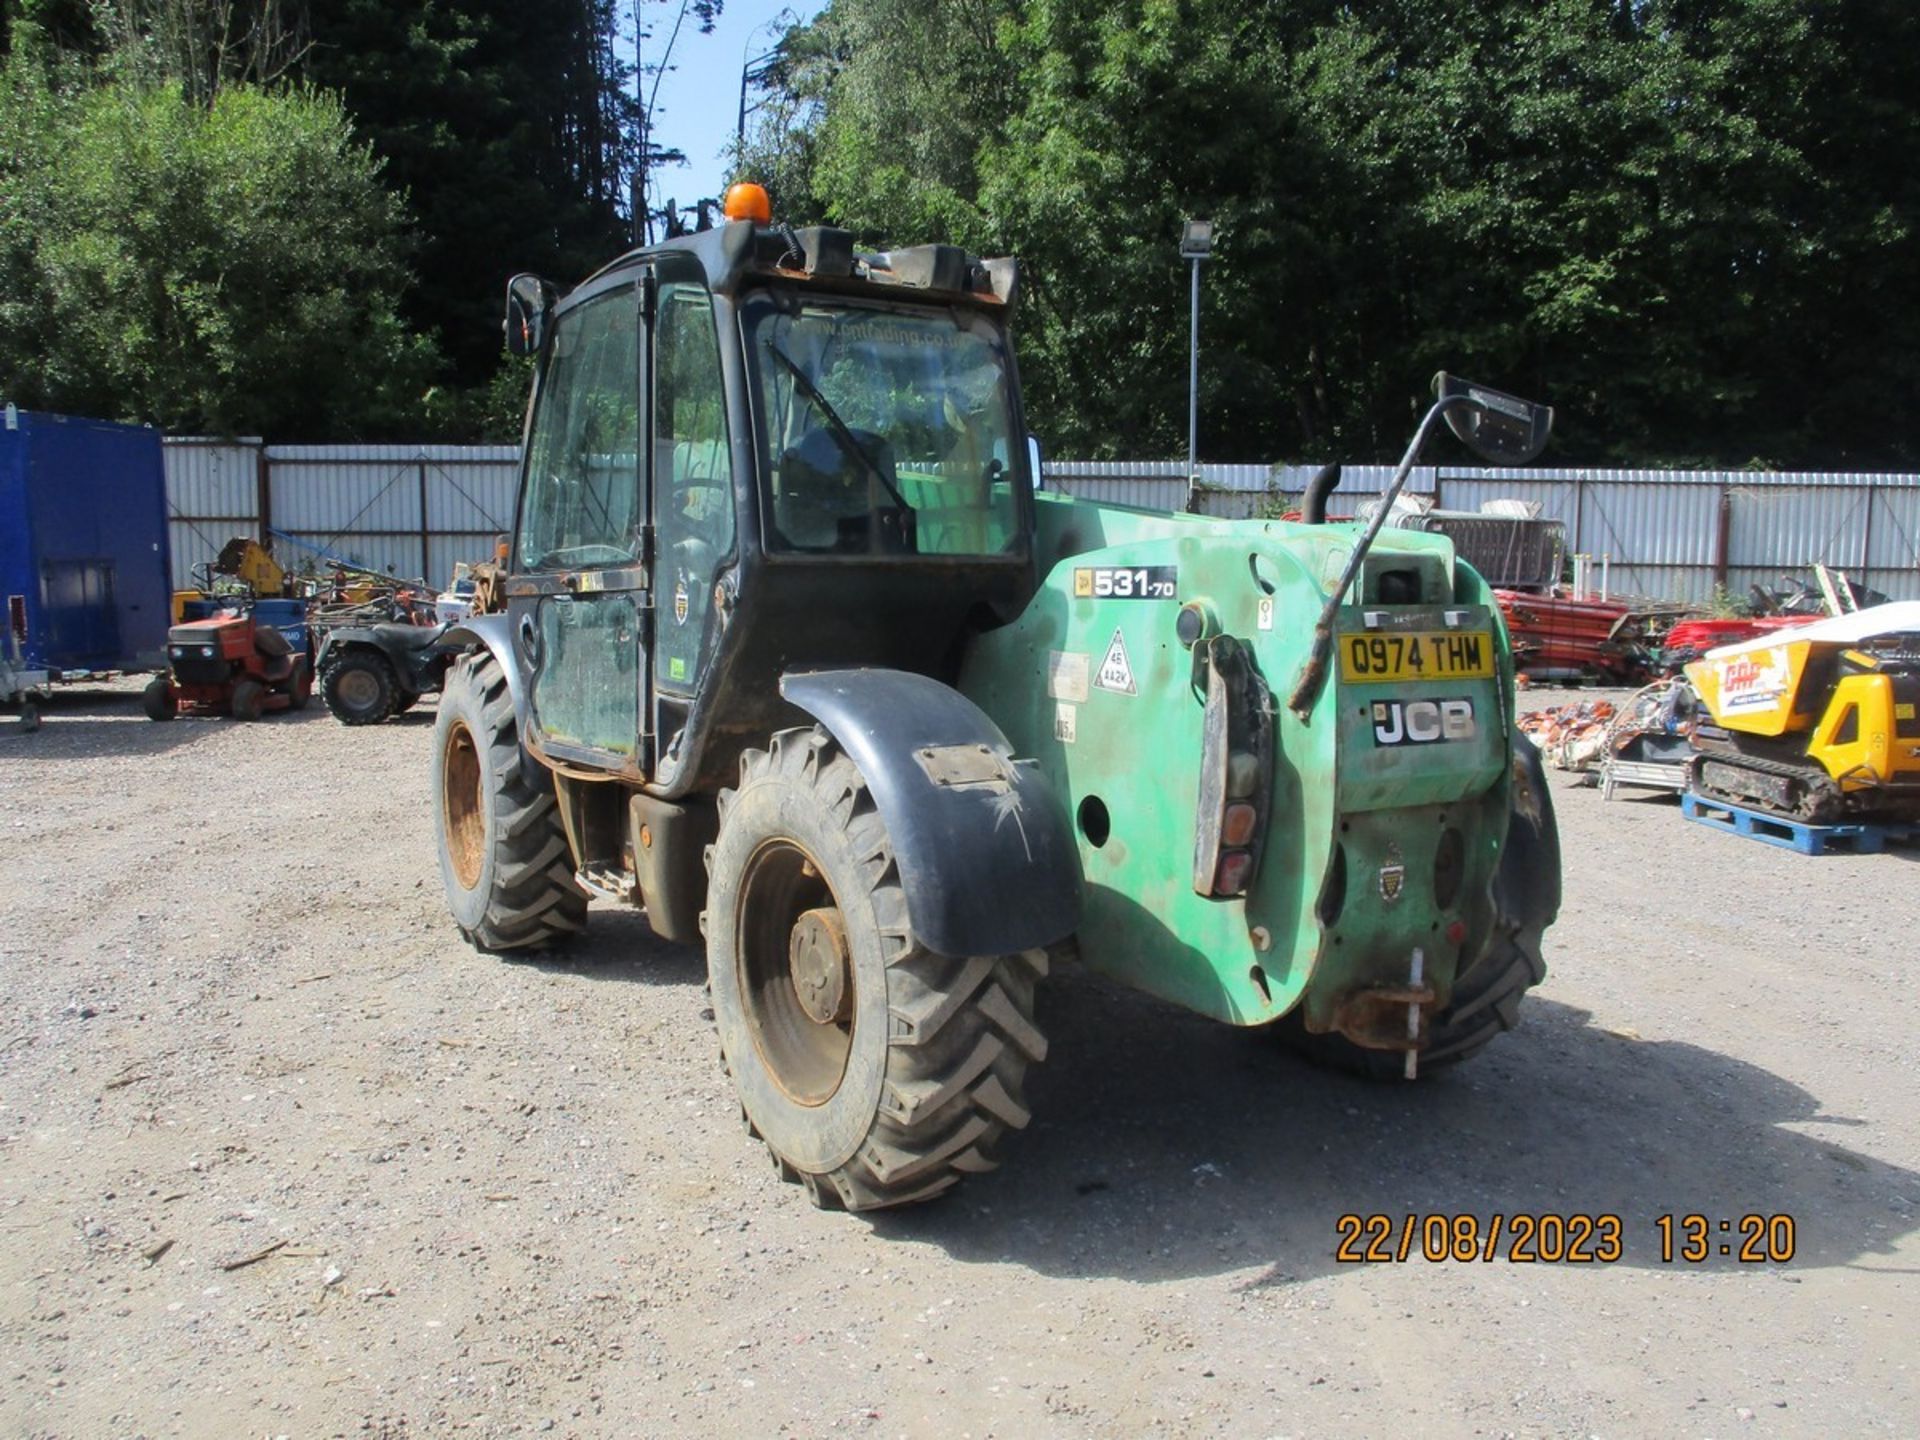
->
[[1286, 393, 1480, 720]]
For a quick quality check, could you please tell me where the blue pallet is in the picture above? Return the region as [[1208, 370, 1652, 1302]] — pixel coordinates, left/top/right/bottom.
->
[[1681, 791, 1920, 856]]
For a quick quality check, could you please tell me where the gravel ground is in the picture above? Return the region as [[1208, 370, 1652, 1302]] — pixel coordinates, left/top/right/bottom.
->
[[2, 680, 1917, 1439]]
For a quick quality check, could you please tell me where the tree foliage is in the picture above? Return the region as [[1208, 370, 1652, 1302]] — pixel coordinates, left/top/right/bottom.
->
[[0, 60, 435, 436], [749, 0, 1920, 469]]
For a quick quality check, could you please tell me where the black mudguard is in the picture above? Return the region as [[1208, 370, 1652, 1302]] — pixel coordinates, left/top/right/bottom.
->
[[781, 669, 1081, 959], [445, 614, 528, 730], [1498, 726, 1563, 934]]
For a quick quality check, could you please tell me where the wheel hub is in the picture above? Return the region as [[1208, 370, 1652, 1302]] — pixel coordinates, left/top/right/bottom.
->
[[442, 720, 485, 891], [338, 668, 380, 710], [789, 907, 851, 1025]]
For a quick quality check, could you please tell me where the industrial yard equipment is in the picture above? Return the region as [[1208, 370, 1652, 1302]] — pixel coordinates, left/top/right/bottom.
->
[[1685, 602, 1920, 824], [430, 188, 1563, 1210], [145, 604, 312, 720], [316, 621, 460, 724]]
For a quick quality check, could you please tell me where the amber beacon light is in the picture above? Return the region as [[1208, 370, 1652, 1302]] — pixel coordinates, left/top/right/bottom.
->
[[724, 182, 773, 224]]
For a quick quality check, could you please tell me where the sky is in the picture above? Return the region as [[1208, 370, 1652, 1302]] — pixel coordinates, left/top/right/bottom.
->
[[641, 0, 825, 216]]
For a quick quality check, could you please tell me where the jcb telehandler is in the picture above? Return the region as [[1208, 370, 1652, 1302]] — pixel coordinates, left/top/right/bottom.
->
[[432, 184, 1562, 1211]]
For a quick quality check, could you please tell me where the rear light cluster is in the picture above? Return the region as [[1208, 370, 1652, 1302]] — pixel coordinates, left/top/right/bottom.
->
[[1188, 632, 1273, 899]]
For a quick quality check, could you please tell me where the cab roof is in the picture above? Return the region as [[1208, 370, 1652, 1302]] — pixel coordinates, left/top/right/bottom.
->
[[575, 220, 1019, 312]]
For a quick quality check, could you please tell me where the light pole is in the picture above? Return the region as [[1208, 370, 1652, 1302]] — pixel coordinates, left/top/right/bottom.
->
[[735, 16, 789, 170], [1179, 219, 1214, 504]]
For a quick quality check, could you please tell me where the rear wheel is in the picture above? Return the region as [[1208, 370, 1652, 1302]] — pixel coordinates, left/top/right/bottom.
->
[[705, 726, 1048, 1211], [432, 651, 586, 951], [286, 657, 312, 711], [142, 676, 176, 722], [321, 650, 397, 725], [230, 678, 266, 722]]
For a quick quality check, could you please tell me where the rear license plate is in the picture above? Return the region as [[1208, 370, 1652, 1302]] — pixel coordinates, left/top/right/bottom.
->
[[1339, 630, 1494, 683]]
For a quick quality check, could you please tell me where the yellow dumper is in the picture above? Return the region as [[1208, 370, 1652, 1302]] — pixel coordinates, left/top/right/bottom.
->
[[1686, 602, 1920, 823]]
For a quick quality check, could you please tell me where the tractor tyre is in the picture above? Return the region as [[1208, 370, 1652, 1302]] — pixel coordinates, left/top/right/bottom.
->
[[321, 650, 397, 726], [432, 651, 586, 952], [704, 725, 1048, 1212], [1275, 748, 1559, 1080], [230, 678, 266, 722], [142, 677, 177, 722], [286, 658, 312, 711]]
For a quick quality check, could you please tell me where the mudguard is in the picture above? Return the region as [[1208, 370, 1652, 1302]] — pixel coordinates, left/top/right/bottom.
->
[[445, 614, 527, 730], [780, 669, 1082, 959], [1497, 726, 1563, 934]]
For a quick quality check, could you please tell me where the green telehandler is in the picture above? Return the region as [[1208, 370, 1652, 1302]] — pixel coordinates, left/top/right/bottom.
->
[[431, 188, 1562, 1211]]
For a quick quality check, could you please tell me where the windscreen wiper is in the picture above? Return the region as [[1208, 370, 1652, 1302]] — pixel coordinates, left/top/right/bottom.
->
[[765, 340, 913, 514]]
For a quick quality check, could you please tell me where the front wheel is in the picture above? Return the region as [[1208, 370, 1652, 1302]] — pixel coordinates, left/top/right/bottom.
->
[[230, 678, 266, 722], [431, 652, 586, 951], [142, 677, 176, 722], [705, 726, 1048, 1211]]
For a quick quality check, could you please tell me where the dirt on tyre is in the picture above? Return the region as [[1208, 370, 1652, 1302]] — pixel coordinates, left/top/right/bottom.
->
[[1274, 745, 1559, 1079], [432, 651, 586, 951], [321, 650, 398, 725], [705, 725, 1048, 1212]]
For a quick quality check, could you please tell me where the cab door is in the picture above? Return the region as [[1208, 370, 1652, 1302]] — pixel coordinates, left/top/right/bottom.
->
[[509, 275, 652, 772]]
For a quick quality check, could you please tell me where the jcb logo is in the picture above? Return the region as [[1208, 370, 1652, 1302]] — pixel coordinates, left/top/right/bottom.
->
[[1373, 698, 1476, 747]]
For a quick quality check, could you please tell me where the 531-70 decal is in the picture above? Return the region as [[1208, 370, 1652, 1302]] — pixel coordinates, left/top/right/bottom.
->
[[1073, 565, 1177, 600]]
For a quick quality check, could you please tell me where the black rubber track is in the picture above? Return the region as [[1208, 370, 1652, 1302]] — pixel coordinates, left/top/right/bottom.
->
[[434, 652, 587, 952], [706, 726, 1049, 1212]]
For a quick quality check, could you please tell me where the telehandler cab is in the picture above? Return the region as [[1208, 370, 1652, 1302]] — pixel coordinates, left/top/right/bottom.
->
[[433, 184, 1563, 1211]]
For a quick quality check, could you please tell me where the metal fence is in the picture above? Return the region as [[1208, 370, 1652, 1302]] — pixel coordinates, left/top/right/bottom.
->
[[1045, 461, 1920, 604], [164, 439, 519, 590], [165, 442, 1920, 605]]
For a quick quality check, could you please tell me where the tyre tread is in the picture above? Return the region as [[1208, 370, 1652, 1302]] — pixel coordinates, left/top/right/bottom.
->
[[712, 725, 1048, 1211], [440, 653, 586, 952]]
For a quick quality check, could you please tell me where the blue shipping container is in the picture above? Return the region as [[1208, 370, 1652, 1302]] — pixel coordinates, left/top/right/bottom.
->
[[0, 408, 172, 673]]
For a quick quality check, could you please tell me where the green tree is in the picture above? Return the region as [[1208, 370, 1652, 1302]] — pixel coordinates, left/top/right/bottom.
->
[[0, 63, 437, 437], [755, 0, 1920, 470]]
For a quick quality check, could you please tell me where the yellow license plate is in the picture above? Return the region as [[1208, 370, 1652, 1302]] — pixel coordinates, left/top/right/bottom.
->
[[1339, 630, 1495, 683]]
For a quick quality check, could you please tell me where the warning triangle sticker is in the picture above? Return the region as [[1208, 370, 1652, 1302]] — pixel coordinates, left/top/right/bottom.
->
[[1094, 627, 1136, 695]]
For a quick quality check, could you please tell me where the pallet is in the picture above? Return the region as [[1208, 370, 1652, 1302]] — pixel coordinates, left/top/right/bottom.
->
[[1680, 791, 1920, 856]]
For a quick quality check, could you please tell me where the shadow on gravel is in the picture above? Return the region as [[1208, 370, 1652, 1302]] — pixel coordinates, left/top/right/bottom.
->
[[494, 905, 1918, 1282], [0, 685, 322, 759], [868, 970, 1919, 1282], [517, 909, 707, 988]]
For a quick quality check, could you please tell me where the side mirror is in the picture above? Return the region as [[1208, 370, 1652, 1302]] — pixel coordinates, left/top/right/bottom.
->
[[505, 274, 558, 357], [1433, 372, 1553, 465], [1027, 434, 1045, 491]]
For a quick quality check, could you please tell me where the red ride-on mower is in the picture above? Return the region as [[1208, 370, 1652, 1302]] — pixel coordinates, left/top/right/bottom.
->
[[144, 610, 312, 721]]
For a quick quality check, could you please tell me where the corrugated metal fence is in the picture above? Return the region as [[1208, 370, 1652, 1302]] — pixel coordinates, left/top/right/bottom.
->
[[164, 439, 518, 589], [165, 442, 1920, 605], [1046, 461, 1920, 604]]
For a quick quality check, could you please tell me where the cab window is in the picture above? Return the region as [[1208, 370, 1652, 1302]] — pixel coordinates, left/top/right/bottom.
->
[[654, 279, 733, 690], [517, 289, 641, 570]]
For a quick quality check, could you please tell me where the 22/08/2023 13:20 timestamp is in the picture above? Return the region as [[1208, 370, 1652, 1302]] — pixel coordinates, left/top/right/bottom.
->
[[1335, 1214, 1798, 1264]]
